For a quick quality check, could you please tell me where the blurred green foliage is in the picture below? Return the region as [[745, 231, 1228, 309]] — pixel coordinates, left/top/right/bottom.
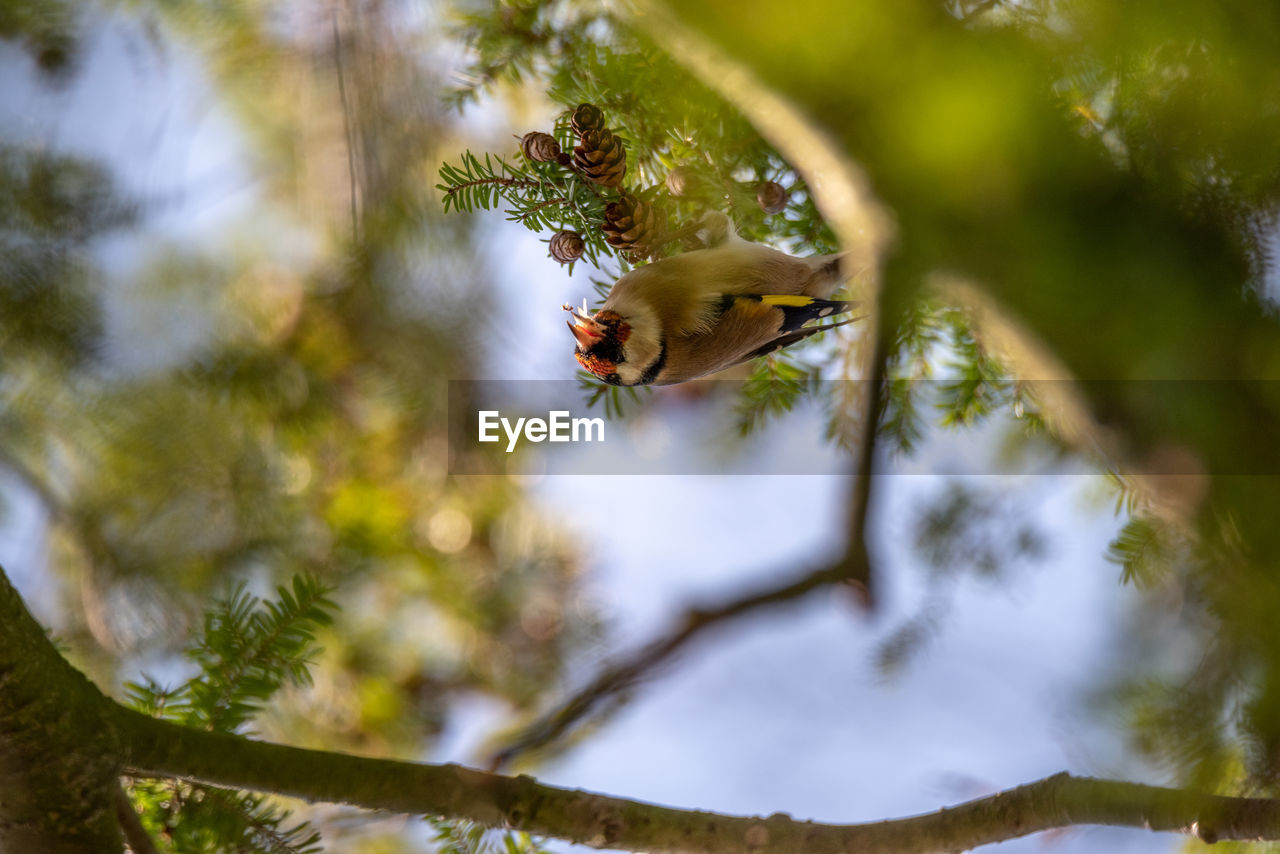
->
[[0, 0, 78, 74], [0, 147, 121, 364]]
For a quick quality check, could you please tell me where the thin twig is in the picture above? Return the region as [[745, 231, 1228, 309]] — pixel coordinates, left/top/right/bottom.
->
[[960, 0, 1003, 21], [518, 196, 568, 222], [487, 560, 849, 769], [487, 351, 882, 767], [332, 11, 360, 243], [114, 783, 160, 854], [835, 340, 887, 607], [651, 218, 706, 249], [442, 175, 543, 197]]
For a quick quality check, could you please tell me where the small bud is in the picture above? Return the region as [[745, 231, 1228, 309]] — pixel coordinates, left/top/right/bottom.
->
[[570, 103, 606, 136], [548, 230, 585, 264], [756, 180, 789, 214], [665, 165, 703, 198], [520, 131, 562, 163]]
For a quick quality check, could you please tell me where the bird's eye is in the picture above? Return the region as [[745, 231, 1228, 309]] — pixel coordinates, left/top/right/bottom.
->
[[575, 352, 616, 377]]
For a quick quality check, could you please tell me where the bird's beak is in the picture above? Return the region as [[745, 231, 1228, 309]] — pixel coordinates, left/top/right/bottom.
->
[[563, 302, 604, 349]]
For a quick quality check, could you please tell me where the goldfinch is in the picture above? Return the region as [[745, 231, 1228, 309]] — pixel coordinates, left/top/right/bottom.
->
[[565, 217, 857, 386]]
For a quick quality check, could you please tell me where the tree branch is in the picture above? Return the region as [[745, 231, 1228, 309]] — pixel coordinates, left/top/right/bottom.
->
[[627, 1, 894, 605], [0, 567, 123, 853], [487, 273, 889, 769], [959, 0, 1003, 22], [112, 706, 1280, 853], [486, 560, 850, 769], [483, 347, 886, 767], [833, 344, 886, 607], [442, 175, 543, 197], [113, 783, 159, 854]]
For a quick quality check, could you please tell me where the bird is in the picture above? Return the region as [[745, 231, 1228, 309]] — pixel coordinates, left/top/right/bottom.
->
[[565, 214, 859, 386]]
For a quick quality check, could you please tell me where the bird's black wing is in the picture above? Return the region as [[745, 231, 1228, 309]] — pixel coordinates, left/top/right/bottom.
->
[[741, 316, 862, 360], [722, 294, 858, 333]]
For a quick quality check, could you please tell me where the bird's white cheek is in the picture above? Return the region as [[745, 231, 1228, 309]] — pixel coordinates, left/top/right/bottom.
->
[[613, 362, 646, 386]]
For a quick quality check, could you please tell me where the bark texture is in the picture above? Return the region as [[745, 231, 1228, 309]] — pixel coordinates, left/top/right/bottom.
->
[[0, 569, 123, 853]]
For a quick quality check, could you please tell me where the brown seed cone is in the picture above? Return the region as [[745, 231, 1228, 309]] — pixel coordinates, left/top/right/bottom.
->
[[756, 180, 789, 214], [666, 164, 722, 206], [665, 165, 701, 198], [548, 230, 585, 264], [570, 103, 606, 136], [573, 129, 627, 188], [520, 131, 562, 163], [603, 195, 658, 252]]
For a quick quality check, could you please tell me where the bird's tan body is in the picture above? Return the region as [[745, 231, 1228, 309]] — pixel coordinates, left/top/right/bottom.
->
[[600, 241, 845, 385]]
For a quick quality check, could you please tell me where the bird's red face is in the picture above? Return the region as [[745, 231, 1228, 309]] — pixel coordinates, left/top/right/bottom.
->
[[564, 304, 631, 385]]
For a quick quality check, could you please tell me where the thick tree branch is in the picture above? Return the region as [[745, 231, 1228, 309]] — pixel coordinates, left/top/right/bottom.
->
[[111, 707, 1280, 853], [0, 567, 123, 853]]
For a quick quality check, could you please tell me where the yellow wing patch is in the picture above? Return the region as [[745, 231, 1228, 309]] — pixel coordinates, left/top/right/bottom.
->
[[757, 294, 816, 307]]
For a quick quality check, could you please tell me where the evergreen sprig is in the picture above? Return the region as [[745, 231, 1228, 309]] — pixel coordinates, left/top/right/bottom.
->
[[1105, 515, 1186, 589], [881, 375, 927, 456], [936, 308, 1013, 428], [123, 573, 336, 854], [734, 353, 821, 437], [125, 574, 336, 733], [190, 574, 337, 732], [576, 370, 649, 419], [428, 817, 550, 854], [125, 778, 323, 854], [882, 298, 949, 454], [438, 149, 616, 272], [444, 0, 611, 112]]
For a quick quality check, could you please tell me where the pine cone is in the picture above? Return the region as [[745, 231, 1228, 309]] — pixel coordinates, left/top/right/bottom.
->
[[666, 165, 702, 198], [548, 230, 585, 264], [520, 131, 562, 163], [573, 129, 627, 188], [756, 180, 789, 214], [570, 103, 606, 136], [666, 164, 720, 205], [603, 195, 658, 253]]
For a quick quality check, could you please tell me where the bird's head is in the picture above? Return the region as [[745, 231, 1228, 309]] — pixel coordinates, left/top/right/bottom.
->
[[564, 300, 662, 386]]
